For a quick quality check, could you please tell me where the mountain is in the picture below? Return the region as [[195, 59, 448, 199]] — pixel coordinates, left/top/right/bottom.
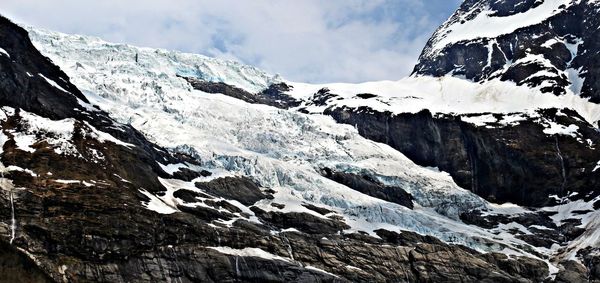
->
[[0, 0, 599, 281], [414, 0, 600, 102]]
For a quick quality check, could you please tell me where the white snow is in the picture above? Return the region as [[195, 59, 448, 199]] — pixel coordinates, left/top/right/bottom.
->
[[13, 134, 36, 153], [17, 111, 77, 156], [39, 73, 71, 94], [542, 122, 579, 138], [28, 27, 280, 95], [593, 161, 600, 172], [542, 38, 560, 49], [207, 246, 292, 262], [0, 131, 8, 154], [461, 114, 497, 127], [564, 38, 584, 58], [82, 121, 134, 148], [7, 109, 131, 157], [5, 165, 38, 177], [566, 67, 585, 95], [0, 48, 10, 58], [428, 0, 572, 53], [54, 179, 81, 184], [139, 189, 178, 214], [304, 266, 339, 277], [158, 163, 186, 175], [498, 113, 529, 126], [562, 210, 600, 260], [542, 197, 600, 261], [30, 27, 516, 254], [287, 76, 600, 126]]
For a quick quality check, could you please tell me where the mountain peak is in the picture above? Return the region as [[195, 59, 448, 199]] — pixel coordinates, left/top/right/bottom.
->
[[414, 0, 600, 102], [0, 16, 90, 120]]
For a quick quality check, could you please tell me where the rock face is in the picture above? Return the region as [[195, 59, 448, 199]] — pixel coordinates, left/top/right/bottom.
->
[[183, 76, 300, 109], [0, 241, 52, 283], [325, 106, 600, 207], [0, 17, 87, 120], [320, 167, 414, 209], [413, 0, 600, 102], [194, 176, 267, 206]]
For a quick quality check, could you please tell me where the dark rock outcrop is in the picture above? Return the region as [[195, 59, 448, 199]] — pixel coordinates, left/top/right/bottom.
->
[[195, 177, 267, 206], [302, 203, 334, 215], [325, 106, 600, 207], [250, 206, 350, 235], [321, 167, 414, 209], [183, 76, 301, 109], [173, 189, 208, 203], [0, 16, 87, 120], [172, 167, 211, 182]]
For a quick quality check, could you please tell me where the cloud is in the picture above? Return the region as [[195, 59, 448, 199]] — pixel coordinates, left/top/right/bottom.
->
[[1, 0, 461, 83]]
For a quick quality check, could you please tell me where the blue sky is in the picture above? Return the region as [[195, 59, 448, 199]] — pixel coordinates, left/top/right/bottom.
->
[[3, 0, 462, 83]]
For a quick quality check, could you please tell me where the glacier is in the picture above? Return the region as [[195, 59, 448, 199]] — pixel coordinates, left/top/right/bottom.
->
[[25, 26, 600, 273]]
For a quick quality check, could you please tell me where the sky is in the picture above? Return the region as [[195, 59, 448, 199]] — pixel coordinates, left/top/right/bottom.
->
[[2, 0, 462, 83]]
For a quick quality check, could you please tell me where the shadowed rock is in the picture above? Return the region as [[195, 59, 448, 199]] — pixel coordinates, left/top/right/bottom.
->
[[195, 177, 267, 206], [321, 167, 414, 209]]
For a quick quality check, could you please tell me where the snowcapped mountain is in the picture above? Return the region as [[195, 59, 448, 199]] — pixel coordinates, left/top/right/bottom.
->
[[414, 0, 600, 103], [0, 0, 599, 281]]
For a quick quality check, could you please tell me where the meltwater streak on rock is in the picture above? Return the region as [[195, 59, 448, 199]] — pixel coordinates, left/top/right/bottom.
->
[[555, 136, 567, 194], [0, 162, 15, 244], [8, 189, 14, 244]]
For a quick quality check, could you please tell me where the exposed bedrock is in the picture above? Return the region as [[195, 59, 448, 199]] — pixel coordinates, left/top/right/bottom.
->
[[325, 106, 600, 207]]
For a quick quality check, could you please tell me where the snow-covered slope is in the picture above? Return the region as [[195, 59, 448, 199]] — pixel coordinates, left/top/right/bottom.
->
[[288, 76, 600, 126], [26, 26, 600, 275]]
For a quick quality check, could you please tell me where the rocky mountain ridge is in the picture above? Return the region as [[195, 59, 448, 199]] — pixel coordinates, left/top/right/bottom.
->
[[414, 0, 600, 103]]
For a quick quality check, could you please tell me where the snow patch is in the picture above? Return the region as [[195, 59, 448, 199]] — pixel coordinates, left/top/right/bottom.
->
[[54, 179, 81, 184], [139, 189, 178, 214], [566, 67, 585, 95], [82, 121, 134, 148], [13, 134, 36, 153], [0, 48, 10, 58], [304, 266, 339, 277], [461, 114, 497, 127], [593, 161, 600, 172], [543, 122, 579, 138], [39, 73, 71, 94], [17, 111, 78, 156], [207, 246, 292, 262]]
